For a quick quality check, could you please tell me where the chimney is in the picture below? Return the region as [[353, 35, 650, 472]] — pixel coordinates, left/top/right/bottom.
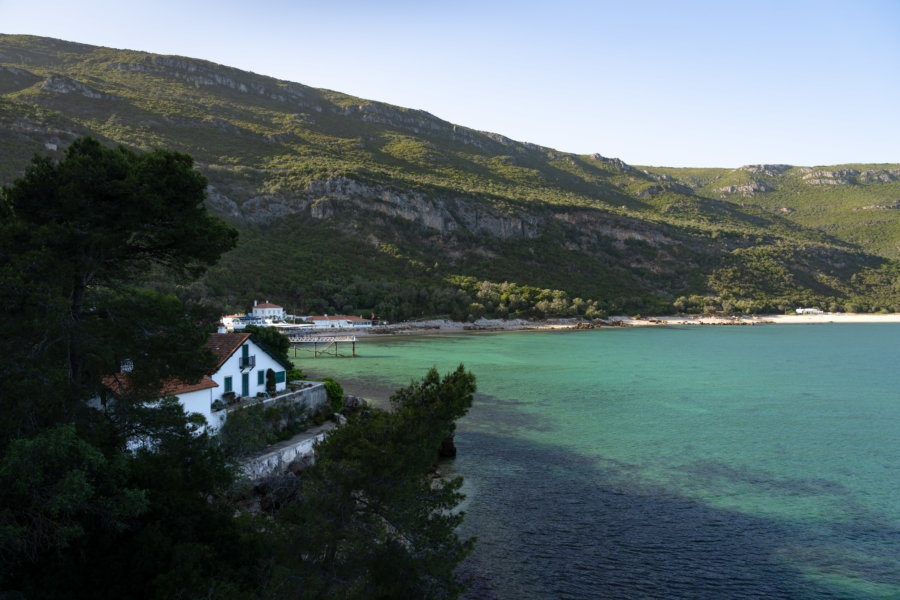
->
[[254, 299, 258, 306]]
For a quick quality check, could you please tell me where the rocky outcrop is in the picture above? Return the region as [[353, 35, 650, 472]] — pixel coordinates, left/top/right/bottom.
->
[[40, 74, 110, 99], [714, 180, 773, 197], [215, 174, 679, 254], [236, 176, 542, 240], [637, 183, 695, 197], [108, 58, 315, 107], [859, 169, 900, 183], [205, 186, 242, 219], [801, 169, 859, 185], [739, 164, 792, 176], [855, 202, 900, 211]]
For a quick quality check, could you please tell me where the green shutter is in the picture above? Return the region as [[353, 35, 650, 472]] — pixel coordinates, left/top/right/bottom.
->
[[258, 370, 264, 385], [275, 371, 285, 383], [224, 376, 232, 393]]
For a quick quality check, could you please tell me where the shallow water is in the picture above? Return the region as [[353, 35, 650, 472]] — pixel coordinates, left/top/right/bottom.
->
[[297, 324, 900, 599]]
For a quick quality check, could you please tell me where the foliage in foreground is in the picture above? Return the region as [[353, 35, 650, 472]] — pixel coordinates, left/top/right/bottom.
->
[[258, 365, 477, 600], [0, 139, 476, 599]]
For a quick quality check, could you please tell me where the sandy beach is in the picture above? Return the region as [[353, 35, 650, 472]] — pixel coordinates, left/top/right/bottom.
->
[[310, 312, 900, 339], [620, 313, 900, 326]]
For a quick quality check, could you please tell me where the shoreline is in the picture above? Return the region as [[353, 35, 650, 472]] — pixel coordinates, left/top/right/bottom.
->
[[307, 313, 900, 338], [296, 312, 900, 405]]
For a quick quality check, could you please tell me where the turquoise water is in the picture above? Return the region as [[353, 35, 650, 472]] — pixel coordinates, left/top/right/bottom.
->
[[297, 324, 900, 599]]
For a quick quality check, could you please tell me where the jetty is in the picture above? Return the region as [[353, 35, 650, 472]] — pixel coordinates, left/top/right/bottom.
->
[[288, 335, 357, 358]]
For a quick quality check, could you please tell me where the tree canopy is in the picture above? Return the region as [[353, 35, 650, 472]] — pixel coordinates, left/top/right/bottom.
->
[[0, 137, 238, 441], [0, 139, 476, 599], [0, 138, 246, 596], [258, 365, 477, 600]]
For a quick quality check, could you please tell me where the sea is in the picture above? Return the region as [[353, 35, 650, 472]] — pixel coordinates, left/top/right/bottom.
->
[[296, 324, 900, 600]]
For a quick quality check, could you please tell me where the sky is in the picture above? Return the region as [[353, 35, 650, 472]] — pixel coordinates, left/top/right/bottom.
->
[[1, 0, 898, 167]]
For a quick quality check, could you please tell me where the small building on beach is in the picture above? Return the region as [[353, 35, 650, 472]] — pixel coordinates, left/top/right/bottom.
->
[[304, 315, 374, 330]]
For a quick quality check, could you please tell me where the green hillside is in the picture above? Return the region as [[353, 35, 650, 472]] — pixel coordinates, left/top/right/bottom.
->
[[2, 34, 899, 316]]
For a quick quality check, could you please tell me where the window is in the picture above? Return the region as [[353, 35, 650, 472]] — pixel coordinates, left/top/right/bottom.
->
[[224, 376, 232, 393], [258, 370, 264, 385], [275, 371, 286, 384]]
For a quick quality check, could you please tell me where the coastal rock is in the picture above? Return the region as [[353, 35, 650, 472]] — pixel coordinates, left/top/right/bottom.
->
[[342, 395, 366, 412], [438, 434, 457, 459]]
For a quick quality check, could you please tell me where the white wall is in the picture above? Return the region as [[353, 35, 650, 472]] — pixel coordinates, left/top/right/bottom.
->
[[209, 337, 287, 402], [178, 387, 216, 429]]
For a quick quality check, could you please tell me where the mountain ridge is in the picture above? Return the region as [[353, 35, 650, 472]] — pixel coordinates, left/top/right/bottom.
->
[[2, 34, 898, 317]]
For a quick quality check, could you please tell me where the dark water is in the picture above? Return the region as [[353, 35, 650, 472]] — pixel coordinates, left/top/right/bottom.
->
[[298, 325, 900, 599]]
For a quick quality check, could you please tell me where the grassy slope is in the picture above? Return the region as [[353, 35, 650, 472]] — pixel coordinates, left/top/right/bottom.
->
[[2, 34, 899, 315]]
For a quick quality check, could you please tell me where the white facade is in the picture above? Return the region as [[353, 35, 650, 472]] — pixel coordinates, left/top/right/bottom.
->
[[306, 315, 373, 329], [210, 335, 289, 399], [103, 333, 293, 434], [231, 315, 265, 330], [252, 300, 285, 321], [188, 334, 293, 430], [177, 385, 223, 430]]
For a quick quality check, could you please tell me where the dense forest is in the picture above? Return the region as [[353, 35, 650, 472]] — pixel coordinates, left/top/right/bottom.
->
[[0, 140, 476, 598]]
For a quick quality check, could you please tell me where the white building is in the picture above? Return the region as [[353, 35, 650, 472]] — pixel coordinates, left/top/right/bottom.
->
[[103, 332, 295, 431], [252, 300, 285, 322], [795, 308, 824, 315], [305, 315, 373, 330], [231, 315, 265, 330]]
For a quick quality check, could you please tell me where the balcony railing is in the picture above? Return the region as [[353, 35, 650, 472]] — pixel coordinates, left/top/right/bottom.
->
[[239, 355, 256, 370]]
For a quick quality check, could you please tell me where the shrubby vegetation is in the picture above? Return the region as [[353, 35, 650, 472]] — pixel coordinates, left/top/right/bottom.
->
[[218, 398, 310, 457], [2, 36, 897, 318]]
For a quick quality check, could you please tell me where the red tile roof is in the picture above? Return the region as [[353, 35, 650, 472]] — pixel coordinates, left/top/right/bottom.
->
[[206, 332, 251, 369], [102, 374, 218, 397], [255, 302, 282, 308]]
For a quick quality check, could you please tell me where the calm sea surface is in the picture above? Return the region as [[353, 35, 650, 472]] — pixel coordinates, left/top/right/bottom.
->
[[297, 324, 900, 599]]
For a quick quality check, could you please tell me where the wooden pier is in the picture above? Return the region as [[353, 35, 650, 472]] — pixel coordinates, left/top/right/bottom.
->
[[288, 335, 357, 358]]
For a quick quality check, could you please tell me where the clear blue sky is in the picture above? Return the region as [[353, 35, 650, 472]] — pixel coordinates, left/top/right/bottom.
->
[[1, 0, 898, 167]]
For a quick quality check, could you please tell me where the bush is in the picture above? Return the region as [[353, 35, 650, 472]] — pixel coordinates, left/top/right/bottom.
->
[[286, 367, 306, 382], [218, 399, 309, 458], [266, 368, 276, 394], [321, 377, 344, 413]]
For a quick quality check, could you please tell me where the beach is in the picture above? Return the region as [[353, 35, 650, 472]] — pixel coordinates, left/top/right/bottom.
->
[[317, 313, 900, 338]]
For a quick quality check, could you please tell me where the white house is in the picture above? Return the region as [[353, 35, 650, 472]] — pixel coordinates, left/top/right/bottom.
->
[[305, 315, 373, 330], [103, 332, 294, 431], [795, 308, 824, 315], [252, 300, 285, 322]]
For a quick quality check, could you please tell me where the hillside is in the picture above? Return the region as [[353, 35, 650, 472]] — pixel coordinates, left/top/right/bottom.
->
[[2, 34, 899, 317]]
